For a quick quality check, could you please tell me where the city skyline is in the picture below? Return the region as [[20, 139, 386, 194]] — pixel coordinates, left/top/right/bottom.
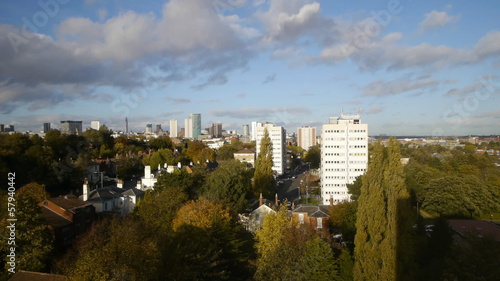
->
[[0, 0, 499, 135]]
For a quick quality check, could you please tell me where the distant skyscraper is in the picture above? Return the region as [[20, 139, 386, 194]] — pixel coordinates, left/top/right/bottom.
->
[[190, 113, 201, 139], [321, 112, 368, 205], [297, 126, 316, 150], [242, 124, 250, 137], [4, 125, 14, 132], [210, 123, 222, 138], [184, 118, 193, 138], [156, 124, 163, 134], [43, 123, 51, 133], [91, 120, 100, 130], [169, 119, 178, 138], [145, 124, 153, 134], [256, 123, 286, 175], [0, 124, 4, 132], [125, 117, 129, 135], [60, 121, 82, 135]]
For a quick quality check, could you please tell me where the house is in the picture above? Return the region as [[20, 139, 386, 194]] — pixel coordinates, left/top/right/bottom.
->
[[240, 193, 278, 233], [81, 179, 145, 214], [8, 270, 67, 281], [291, 205, 331, 232], [38, 195, 95, 250], [234, 149, 256, 168], [448, 219, 500, 243]]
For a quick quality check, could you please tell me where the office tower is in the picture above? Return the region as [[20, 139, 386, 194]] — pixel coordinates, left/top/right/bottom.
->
[[184, 118, 193, 138], [210, 123, 222, 138], [4, 125, 14, 132], [242, 124, 249, 137], [321, 112, 368, 205], [256, 123, 286, 175], [43, 123, 51, 133], [297, 126, 317, 151], [251, 121, 263, 141], [156, 124, 163, 134], [60, 121, 82, 135], [169, 119, 178, 138], [190, 113, 201, 139], [91, 120, 100, 130], [145, 124, 153, 134], [0, 124, 4, 132]]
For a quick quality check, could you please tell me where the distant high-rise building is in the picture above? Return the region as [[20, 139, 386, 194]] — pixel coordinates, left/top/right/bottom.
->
[[256, 123, 286, 175], [321, 112, 368, 205], [60, 121, 82, 135], [145, 124, 153, 134], [242, 124, 250, 137], [156, 124, 163, 134], [91, 120, 100, 130], [297, 126, 316, 151], [184, 118, 193, 138], [210, 123, 222, 138], [4, 125, 14, 132], [190, 113, 201, 139], [125, 117, 129, 135], [0, 124, 4, 132], [169, 119, 178, 138], [43, 123, 51, 133]]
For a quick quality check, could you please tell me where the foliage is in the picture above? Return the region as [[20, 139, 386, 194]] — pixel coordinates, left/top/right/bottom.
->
[[148, 136, 173, 150], [200, 160, 253, 213], [253, 128, 275, 198], [56, 217, 160, 281], [304, 237, 338, 281], [172, 198, 232, 231], [337, 248, 354, 281], [354, 139, 415, 281], [186, 141, 215, 163], [304, 146, 320, 169], [0, 185, 53, 278], [329, 201, 357, 244], [421, 174, 498, 218], [346, 175, 362, 201]]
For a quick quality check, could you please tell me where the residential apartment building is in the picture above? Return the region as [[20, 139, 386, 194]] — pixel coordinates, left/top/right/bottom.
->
[[60, 120, 82, 135], [184, 118, 193, 138], [169, 119, 178, 137], [297, 126, 317, 151], [321, 113, 368, 204], [256, 123, 286, 175], [91, 120, 100, 130]]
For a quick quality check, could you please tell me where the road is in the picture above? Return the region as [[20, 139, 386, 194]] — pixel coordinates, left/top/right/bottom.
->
[[276, 163, 310, 206]]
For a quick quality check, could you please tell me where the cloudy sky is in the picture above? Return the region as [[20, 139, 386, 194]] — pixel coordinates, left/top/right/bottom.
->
[[0, 0, 499, 136]]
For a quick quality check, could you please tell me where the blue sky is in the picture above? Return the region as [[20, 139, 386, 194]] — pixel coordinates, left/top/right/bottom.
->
[[0, 0, 499, 136]]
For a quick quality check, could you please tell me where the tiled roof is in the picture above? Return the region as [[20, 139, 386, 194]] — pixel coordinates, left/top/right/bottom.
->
[[121, 187, 145, 197], [40, 207, 72, 228], [87, 186, 123, 202], [448, 219, 500, 241], [8, 270, 67, 281], [234, 148, 255, 154], [47, 195, 91, 212], [292, 205, 331, 218]]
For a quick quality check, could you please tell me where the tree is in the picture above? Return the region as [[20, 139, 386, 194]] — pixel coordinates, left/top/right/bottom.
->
[[304, 237, 338, 281], [172, 198, 232, 231], [354, 138, 415, 281], [1, 184, 53, 278], [304, 146, 320, 169], [200, 160, 253, 213], [56, 217, 160, 281], [253, 128, 275, 198], [149, 136, 173, 150], [330, 201, 357, 245], [338, 248, 354, 281]]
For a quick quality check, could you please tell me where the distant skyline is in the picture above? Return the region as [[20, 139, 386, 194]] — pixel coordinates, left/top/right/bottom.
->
[[0, 0, 499, 136]]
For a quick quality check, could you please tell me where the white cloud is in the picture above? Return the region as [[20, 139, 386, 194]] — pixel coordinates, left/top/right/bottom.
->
[[362, 76, 440, 97], [419, 10, 460, 32]]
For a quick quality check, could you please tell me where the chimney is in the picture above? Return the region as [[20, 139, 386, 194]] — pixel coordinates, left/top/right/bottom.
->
[[275, 193, 279, 206], [83, 179, 89, 201], [292, 202, 295, 209], [329, 195, 334, 207], [259, 193, 263, 206], [136, 181, 142, 190], [144, 165, 151, 179], [117, 179, 123, 189]]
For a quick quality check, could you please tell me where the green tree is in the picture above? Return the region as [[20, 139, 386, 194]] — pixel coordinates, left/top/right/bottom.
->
[[253, 128, 275, 198], [304, 146, 321, 169], [149, 136, 173, 150], [200, 160, 253, 213], [330, 201, 357, 244], [354, 139, 415, 281], [304, 237, 338, 281], [338, 248, 354, 281]]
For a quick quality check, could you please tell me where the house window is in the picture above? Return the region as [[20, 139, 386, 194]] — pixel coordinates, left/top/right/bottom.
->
[[317, 218, 323, 229], [299, 214, 304, 224]]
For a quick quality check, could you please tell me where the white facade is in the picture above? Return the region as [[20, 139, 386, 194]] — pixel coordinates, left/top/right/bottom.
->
[[184, 118, 193, 138], [297, 126, 316, 151], [251, 121, 263, 141], [169, 119, 178, 138], [91, 120, 100, 130], [256, 123, 286, 175], [321, 113, 368, 205]]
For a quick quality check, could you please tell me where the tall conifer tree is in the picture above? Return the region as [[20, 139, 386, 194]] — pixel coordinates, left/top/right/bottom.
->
[[354, 138, 414, 281], [253, 128, 275, 198]]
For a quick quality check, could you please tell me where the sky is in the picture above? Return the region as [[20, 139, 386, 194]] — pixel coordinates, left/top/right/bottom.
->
[[0, 0, 499, 136]]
